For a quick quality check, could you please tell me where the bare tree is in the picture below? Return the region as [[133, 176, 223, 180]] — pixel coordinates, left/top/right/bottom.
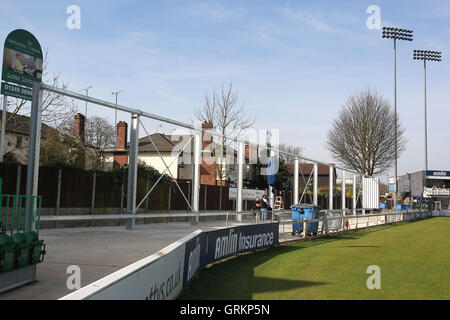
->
[[84, 116, 116, 150], [194, 82, 255, 184], [327, 88, 406, 176], [59, 115, 115, 170], [279, 143, 303, 163]]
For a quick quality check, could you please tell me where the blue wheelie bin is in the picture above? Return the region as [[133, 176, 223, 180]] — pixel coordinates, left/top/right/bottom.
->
[[291, 204, 321, 236], [291, 206, 303, 235]]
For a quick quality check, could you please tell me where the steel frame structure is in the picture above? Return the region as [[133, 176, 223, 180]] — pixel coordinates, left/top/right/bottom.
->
[[24, 82, 372, 230]]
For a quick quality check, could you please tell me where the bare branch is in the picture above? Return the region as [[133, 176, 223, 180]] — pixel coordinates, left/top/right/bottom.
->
[[326, 88, 406, 176]]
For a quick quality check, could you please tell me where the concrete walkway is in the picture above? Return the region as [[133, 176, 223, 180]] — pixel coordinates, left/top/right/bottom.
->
[[0, 221, 240, 300]]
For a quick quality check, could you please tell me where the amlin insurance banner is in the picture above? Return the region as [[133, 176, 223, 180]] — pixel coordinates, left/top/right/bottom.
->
[[61, 223, 279, 300], [183, 223, 279, 288]]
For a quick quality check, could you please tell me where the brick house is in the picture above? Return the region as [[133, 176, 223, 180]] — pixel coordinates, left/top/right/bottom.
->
[[103, 120, 257, 186]]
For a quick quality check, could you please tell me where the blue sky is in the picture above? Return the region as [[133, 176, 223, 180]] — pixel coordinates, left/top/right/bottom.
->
[[1, 0, 449, 178]]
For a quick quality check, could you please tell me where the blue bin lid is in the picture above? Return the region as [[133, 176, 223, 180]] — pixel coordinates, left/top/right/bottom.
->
[[291, 204, 320, 210]]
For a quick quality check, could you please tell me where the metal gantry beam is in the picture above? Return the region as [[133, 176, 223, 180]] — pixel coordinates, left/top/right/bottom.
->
[[40, 84, 362, 175], [21, 83, 377, 231], [126, 114, 139, 230]]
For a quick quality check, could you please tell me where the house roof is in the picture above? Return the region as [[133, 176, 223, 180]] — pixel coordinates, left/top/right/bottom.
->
[[286, 162, 335, 176], [104, 133, 187, 153], [137, 133, 181, 152], [0, 110, 55, 138]]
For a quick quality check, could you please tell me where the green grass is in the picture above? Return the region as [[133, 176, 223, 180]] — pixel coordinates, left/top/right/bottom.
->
[[178, 217, 450, 300]]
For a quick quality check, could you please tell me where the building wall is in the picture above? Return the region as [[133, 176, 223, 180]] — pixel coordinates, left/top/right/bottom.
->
[[138, 153, 179, 179], [410, 171, 425, 197], [3, 132, 29, 164]]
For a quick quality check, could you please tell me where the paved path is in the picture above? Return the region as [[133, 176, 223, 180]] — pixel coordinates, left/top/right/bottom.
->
[[0, 221, 235, 300]]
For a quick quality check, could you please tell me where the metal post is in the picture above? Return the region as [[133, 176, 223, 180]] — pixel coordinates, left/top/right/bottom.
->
[[90, 170, 97, 217], [0, 95, 7, 162], [204, 184, 207, 211], [126, 114, 139, 230], [120, 180, 124, 215], [55, 168, 62, 216], [168, 183, 172, 212], [303, 220, 308, 239], [424, 59, 428, 172], [313, 163, 318, 206], [14, 164, 21, 222], [219, 185, 222, 210], [25, 82, 43, 232], [353, 174, 357, 215], [145, 177, 149, 211], [191, 128, 201, 224], [237, 141, 244, 222], [269, 149, 275, 208], [294, 158, 299, 205], [329, 166, 334, 210]]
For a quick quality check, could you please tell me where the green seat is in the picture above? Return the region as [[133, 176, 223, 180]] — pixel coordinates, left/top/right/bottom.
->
[[0, 234, 16, 273], [23, 231, 45, 264], [12, 233, 32, 268]]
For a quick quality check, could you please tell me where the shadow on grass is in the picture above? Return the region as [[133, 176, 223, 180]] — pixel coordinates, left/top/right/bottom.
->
[[178, 243, 329, 300], [344, 245, 380, 248]]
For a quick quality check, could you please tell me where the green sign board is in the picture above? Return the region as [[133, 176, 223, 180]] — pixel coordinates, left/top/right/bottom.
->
[[1, 82, 33, 101], [2, 29, 43, 88]]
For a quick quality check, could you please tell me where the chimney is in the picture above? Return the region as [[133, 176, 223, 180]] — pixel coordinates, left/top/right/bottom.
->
[[200, 120, 217, 185], [113, 121, 128, 168], [116, 121, 128, 150], [245, 144, 257, 164], [74, 113, 85, 142], [201, 120, 213, 149]]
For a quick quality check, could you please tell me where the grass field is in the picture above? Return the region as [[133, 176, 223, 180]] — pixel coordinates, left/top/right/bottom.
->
[[178, 217, 450, 300]]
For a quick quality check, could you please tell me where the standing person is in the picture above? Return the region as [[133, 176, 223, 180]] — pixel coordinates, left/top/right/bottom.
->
[[253, 197, 262, 223], [261, 194, 268, 221]]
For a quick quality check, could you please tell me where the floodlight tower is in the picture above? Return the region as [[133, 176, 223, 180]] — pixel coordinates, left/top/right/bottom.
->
[[382, 27, 413, 209], [413, 50, 442, 172]]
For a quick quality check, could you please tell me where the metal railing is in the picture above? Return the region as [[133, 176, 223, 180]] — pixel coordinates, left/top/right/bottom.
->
[[0, 194, 42, 235], [275, 210, 433, 240]]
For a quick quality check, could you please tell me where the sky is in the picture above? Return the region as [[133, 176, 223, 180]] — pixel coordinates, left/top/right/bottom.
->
[[1, 0, 449, 180]]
